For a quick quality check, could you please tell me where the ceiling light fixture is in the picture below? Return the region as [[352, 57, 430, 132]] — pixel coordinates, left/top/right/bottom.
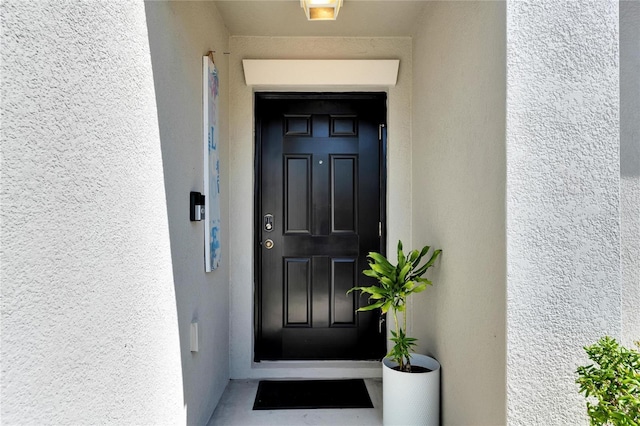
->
[[300, 0, 343, 21]]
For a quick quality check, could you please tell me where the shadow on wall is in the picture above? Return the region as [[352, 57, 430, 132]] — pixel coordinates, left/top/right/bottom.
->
[[620, 0, 640, 347], [144, 0, 189, 414], [143, 2, 231, 425], [621, 1, 639, 178]]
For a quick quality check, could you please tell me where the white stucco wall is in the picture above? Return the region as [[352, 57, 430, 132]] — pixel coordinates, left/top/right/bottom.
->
[[506, 1, 621, 424], [411, 2, 507, 424], [620, 1, 640, 347], [144, 2, 230, 425], [1, 1, 184, 423], [228, 36, 413, 379]]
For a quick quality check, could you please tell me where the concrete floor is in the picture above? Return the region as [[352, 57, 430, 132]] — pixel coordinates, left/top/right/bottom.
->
[[207, 379, 383, 426]]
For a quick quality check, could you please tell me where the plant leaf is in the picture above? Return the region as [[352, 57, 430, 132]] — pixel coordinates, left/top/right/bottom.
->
[[368, 252, 394, 271], [356, 301, 385, 312], [412, 249, 442, 277], [398, 263, 412, 283]]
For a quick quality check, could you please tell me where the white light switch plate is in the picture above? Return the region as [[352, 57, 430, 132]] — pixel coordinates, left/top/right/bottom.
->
[[190, 322, 198, 352]]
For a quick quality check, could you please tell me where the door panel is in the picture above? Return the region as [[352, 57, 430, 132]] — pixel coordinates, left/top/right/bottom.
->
[[255, 93, 386, 361], [284, 156, 311, 233], [332, 156, 357, 232], [331, 258, 357, 325]]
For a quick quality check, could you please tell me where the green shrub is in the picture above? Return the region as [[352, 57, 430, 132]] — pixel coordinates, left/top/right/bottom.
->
[[576, 336, 640, 426]]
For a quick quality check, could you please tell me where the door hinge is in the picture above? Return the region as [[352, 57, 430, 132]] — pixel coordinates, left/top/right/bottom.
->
[[379, 222, 382, 237], [378, 124, 385, 140]]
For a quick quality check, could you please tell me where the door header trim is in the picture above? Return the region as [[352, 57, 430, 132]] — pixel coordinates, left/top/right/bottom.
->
[[243, 59, 399, 87]]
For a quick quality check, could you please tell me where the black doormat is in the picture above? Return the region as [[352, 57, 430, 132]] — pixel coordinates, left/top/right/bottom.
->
[[253, 379, 373, 410]]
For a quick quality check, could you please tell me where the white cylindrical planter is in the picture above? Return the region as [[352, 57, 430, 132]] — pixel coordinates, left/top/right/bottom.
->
[[382, 354, 440, 426]]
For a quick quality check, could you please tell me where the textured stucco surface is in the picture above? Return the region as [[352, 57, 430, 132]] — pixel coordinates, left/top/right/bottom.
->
[[620, 0, 640, 346], [411, 2, 507, 425], [228, 36, 413, 379], [145, 2, 231, 425], [506, 1, 621, 424], [1, 1, 184, 423]]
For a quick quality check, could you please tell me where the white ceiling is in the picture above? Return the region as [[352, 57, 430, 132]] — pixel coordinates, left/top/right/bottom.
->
[[213, 1, 428, 37]]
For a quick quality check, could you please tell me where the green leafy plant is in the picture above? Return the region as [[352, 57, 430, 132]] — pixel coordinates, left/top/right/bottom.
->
[[576, 336, 640, 426], [348, 240, 442, 372]]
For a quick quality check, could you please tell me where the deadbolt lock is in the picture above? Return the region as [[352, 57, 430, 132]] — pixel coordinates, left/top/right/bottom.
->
[[264, 214, 274, 232], [264, 239, 274, 249]]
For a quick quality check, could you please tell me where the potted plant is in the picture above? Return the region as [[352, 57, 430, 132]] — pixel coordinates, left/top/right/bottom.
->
[[349, 240, 442, 426]]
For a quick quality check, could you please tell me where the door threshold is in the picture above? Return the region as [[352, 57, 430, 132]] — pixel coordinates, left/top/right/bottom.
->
[[256, 360, 381, 368], [249, 360, 382, 379]]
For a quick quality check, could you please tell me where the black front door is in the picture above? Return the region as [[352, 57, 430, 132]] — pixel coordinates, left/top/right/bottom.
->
[[255, 93, 386, 361]]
